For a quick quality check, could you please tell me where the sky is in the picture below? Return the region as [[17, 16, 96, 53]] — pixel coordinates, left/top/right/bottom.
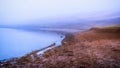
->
[[0, 0, 120, 25]]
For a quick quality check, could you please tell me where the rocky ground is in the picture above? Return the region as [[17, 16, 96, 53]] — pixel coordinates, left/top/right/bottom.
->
[[0, 26, 120, 68]]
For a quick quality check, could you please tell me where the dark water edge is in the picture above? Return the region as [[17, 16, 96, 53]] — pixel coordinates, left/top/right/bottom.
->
[[0, 28, 66, 61]]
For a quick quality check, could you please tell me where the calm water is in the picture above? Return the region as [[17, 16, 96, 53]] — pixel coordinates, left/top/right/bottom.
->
[[0, 28, 64, 60]]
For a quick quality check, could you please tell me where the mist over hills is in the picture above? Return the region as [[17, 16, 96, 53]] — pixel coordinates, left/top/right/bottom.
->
[[0, 17, 120, 30]]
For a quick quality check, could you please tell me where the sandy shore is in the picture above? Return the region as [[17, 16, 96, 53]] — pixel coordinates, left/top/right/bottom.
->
[[0, 26, 120, 68]]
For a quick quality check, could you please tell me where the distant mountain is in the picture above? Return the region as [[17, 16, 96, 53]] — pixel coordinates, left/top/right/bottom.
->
[[48, 17, 120, 29], [0, 17, 120, 30]]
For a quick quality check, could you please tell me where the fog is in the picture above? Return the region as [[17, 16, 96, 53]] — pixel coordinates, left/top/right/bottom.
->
[[0, 0, 120, 26]]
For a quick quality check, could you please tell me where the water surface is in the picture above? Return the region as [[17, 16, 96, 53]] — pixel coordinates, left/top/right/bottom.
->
[[0, 28, 64, 60]]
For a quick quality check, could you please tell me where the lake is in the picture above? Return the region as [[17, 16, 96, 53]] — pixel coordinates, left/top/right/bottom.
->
[[0, 28, 65, 60]]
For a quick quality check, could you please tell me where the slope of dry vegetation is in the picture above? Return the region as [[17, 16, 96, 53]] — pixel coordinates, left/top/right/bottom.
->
[[0, 26, 120, 68]]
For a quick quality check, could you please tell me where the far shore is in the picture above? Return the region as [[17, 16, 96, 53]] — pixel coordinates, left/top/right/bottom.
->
[[0, 26, 120, 68]]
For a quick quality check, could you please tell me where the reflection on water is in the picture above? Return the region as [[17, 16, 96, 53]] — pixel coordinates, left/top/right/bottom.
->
[[0, 28, 64, 60]]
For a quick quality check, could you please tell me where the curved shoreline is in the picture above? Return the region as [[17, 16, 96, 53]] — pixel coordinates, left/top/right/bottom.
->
[[1, 27, 120, 68]]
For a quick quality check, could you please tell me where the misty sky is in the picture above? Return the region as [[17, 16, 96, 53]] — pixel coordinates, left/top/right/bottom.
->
[[0, 0, 120, 25]]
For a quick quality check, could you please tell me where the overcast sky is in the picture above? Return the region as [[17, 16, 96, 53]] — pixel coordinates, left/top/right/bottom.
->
[[0, 0, 120, 25]]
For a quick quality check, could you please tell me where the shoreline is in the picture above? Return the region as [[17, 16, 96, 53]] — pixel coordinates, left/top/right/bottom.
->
[[1, 26, 120, 68]]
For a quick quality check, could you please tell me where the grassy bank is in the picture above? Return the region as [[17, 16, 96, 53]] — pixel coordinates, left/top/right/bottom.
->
[[0, 26, 120, 68]]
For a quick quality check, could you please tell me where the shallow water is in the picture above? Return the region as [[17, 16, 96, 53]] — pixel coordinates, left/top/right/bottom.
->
[[0, 28, 64, 60]]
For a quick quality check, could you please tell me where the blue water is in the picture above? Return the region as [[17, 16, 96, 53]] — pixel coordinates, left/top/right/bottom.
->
[[0, 28, 64, 60]]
